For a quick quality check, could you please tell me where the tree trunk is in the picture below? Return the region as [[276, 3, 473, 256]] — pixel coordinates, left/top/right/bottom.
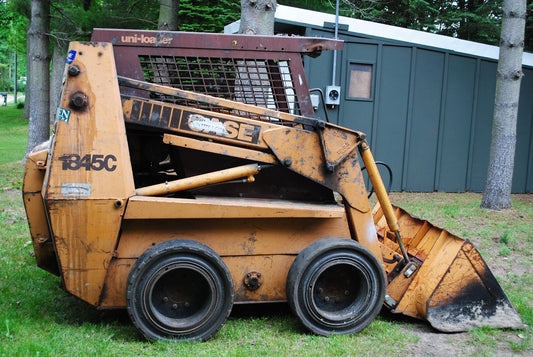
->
[[25, 0, 51, 157], [13, 52, 17, 104], [50, 42, 66, 125], [239, 0, 277, 35], [23, 29, 31, 119], [158, 0, 179, 31], [480, 0, 526, 210]]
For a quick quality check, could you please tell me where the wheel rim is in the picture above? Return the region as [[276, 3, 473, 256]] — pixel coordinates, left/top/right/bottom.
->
[[305, 256, 373, 327], [143, 260, 219, 335]]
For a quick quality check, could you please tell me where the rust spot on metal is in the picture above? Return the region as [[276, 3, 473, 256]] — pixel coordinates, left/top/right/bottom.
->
[[69, 91, 89, 111]]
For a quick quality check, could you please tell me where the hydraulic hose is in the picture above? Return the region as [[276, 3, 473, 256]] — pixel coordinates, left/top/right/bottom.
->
[[361, 160, 393, 198]]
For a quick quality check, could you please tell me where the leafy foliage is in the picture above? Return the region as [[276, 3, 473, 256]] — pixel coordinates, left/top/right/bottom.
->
[[526, 1, 533, 52], [437, 0, 502, 45], [0, 1, 27, 91], [280, 0, 532, 52], [178, 0, 240, 32], [48, 0, 160, 45]]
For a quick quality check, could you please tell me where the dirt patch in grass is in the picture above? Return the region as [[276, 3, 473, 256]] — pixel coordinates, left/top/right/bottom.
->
[[512, 194, 533, 203], [407, 323, 526, 357], [410, 325, 474, 357]]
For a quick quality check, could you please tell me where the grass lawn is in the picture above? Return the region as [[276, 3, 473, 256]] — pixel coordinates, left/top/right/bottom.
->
[[0, 104, 531, 356], [0, 105, 27, 189]]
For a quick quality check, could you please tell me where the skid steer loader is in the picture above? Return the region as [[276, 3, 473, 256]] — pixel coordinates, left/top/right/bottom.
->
[[22, 29, 524, 341]]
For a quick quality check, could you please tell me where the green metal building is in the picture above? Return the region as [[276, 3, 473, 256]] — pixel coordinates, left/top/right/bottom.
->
[[227, 5, 533, 193]]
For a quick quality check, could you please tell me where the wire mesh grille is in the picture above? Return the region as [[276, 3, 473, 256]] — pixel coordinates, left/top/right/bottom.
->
[[138, 55, 299, 120]]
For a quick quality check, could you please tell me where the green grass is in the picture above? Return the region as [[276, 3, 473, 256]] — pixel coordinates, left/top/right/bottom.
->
[[0, 189, 417, 356], [0, 105, 27, 189], [0, 109, 531, 355], [0, 214, 417, 356], [0, 105, 27, 164]]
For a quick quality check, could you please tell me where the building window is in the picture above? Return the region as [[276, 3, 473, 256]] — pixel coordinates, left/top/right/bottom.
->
[[348, 63, 373, 99]]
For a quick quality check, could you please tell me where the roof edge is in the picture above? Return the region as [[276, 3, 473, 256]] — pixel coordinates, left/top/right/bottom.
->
[[274, 4, 533, 68]]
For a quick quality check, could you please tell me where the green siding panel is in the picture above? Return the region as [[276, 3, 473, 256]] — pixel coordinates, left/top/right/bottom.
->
[[513, 67, 533, 192], [528, 68, 533, 193], [404, 49, 445, 191], [437, 55, 476, 192], [374, 45, 412, 191], [468, 60, 497, 192]]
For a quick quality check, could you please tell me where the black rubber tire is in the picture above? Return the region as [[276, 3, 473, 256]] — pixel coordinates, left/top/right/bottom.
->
[[126, 239, 234, 341], [286, 237, 386, 336]]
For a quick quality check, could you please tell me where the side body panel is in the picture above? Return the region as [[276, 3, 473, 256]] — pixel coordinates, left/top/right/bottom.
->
[[43, 42, 136, 305], [99, 196, 351, 307]]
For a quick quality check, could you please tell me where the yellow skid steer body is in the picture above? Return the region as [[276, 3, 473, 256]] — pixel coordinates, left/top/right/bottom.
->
[[22, 32, 524, 341]]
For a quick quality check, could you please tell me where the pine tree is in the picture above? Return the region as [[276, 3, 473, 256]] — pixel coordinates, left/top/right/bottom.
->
[[179, 0, 240, 32], [481, 0, 527, 209]]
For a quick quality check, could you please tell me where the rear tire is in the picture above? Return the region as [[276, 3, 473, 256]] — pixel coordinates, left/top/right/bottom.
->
[[126, 239, 234, 341], [286, 237, 385, 336]]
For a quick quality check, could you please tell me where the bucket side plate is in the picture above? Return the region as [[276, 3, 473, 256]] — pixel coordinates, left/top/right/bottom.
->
[[426, 241, 526, 332]]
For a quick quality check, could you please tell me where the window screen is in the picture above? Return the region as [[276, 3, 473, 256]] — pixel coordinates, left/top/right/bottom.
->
[[348, 63, 373, 99]]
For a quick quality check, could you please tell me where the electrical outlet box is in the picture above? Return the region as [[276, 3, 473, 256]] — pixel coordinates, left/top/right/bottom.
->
[[325, 86, 341, 105], [310, 94, 320, 109]]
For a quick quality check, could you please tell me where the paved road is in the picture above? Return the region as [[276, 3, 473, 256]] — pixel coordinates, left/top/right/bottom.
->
[[2, 93, 25, 105]]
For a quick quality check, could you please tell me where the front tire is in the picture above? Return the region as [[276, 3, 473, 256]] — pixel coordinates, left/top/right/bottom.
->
[[126, 239, 234, 341], [286, 237, 385, 336]]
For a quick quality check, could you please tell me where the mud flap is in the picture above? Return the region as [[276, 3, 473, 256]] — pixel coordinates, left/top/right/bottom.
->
[[426, 241, 526, 332]]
